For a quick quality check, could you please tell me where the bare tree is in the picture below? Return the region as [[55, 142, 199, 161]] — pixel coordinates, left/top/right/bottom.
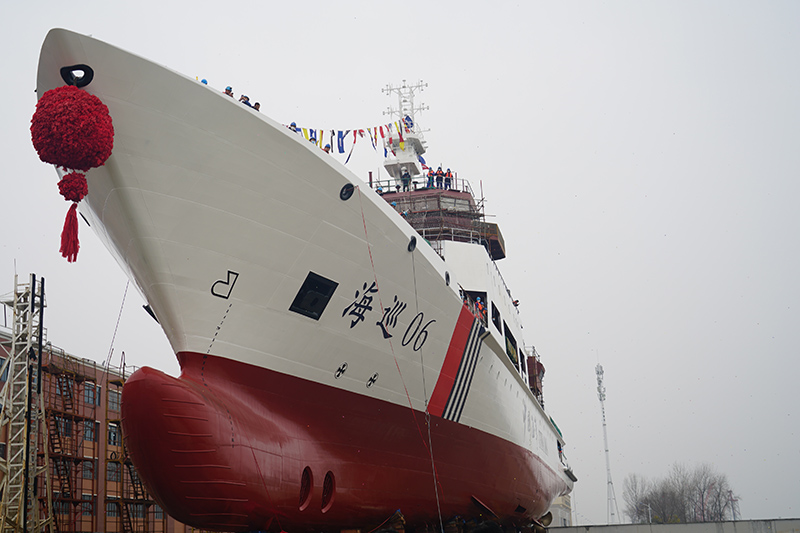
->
[[623, 473, 651, 523], [691, 463, 733, 521], [666, 463, 692, 523], [622, 463, 738, 524], [648, 477, 684, 524]]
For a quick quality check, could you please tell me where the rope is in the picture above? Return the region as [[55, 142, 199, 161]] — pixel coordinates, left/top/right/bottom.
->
[[355, 186, 424, 438], [357, 187, 444, 532], [426, 410, 445, 533], [365, 510, 400, 533], [411, 253, 428, 400], [101, 280, 129, 387], [412, 251, 445, 533]]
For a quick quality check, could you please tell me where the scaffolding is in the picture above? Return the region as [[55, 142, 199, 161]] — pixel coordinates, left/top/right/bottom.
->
[[0, 273, 170, 533], [378, 182, 506, 261], [104, 370, 164, 533], [40, 343, 101, 533], [0, 272, 214, 533], [0, 274, 53, 533]]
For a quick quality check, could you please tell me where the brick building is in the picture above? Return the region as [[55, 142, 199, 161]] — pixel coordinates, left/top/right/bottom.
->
[[0, 279, 202, 533]]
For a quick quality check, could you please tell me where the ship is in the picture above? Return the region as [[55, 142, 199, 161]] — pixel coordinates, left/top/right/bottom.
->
[[35, 29, 575, 533]]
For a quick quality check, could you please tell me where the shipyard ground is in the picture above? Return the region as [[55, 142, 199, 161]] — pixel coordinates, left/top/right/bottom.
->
[[551, 519, 800, 533]]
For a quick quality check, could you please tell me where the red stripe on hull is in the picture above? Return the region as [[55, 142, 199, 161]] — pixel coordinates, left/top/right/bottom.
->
[[428, 305, 475, 418], [121, 353, 567, 532]]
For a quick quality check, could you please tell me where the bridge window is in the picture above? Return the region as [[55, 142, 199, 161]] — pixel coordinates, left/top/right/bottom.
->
[[503, 321, 518, 368], [491, 303, 501, 332]]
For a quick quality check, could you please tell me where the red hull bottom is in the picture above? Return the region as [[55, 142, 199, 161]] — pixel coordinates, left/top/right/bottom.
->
[[121, 352, 564, 532]]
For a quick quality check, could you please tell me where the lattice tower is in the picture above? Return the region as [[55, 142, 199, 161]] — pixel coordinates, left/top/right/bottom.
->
[[0, 274, 53, 533], [596, 364, 620, 524]]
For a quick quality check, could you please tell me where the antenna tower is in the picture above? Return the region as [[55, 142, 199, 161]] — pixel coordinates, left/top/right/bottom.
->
[[595, 363, 620, 524], [382, 79, 429, 129]]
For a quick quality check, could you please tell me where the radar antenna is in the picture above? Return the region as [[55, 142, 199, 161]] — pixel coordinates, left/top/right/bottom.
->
[[596, 363, 620, 524], [380, 80, 429, 178], [382, 79, 429, 131]]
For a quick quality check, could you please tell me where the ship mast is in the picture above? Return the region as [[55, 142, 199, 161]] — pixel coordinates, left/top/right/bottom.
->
[[596, 364, 620, 524], [376, 81, 506, 261], [381, 80, 429, 179], [382, 79, 429, 135]]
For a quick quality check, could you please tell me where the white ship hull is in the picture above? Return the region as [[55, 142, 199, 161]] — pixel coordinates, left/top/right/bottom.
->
[[37, 29, 572, 531]]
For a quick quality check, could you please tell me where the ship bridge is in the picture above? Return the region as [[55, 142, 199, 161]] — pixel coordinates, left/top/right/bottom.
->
[[371, 177, 506, 261], [376, 81, 505, 261]]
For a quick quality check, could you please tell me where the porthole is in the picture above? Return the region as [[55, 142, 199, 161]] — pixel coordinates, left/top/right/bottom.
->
[[445, 271, 450, 286], [340, 183, 355, 201], [408, 236, 417, 252], [299, 466, 313, 511]]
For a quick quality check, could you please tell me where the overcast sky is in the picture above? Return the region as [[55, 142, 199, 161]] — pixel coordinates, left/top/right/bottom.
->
[[2, 1, 798, 525]]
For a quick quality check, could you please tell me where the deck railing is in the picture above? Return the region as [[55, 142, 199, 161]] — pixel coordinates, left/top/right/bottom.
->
[[369, 176, 475, 197]]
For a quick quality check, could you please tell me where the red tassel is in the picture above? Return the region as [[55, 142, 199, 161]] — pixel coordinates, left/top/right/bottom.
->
[[60, 202, 80, 262]]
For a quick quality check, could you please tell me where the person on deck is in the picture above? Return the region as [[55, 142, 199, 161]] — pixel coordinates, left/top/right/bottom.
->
[[253, 102, 261, 112], [475, 297, 486, 320], [444, 168, 453, 190], [289, 122, 298, 132], [323, 144, 331, 153], [224, 86, 234, 97], [427, 168, 435, 188], [401, 167, 411, 192], [239, 95, 252, 107], [435, 167, 444, 189]]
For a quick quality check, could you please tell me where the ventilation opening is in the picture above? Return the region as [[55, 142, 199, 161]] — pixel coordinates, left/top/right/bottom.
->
[[321, 471, 335, 513], [289, 272, 338, 320], [299, 467, 313, 511]]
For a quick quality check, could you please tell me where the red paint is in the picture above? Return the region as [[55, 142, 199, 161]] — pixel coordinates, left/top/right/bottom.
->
[[121, 352, 567, 532], [428, 305, 474, 417]]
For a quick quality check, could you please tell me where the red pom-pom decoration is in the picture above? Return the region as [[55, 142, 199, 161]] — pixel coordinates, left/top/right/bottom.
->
[[60, 203, 80, 263], [31, 85, 114, 171], [31, 85, 115, 262], [58, 172, 88, 202], [56, 172, 89, 262]]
